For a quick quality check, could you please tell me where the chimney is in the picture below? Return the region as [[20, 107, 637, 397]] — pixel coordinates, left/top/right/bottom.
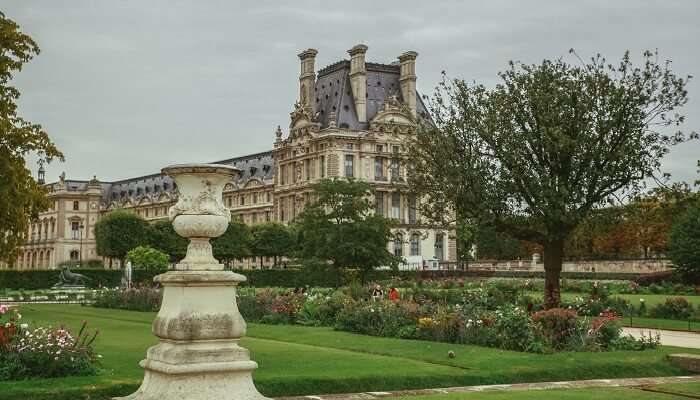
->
[[398, 51, 418, 117], [298, 48, 318, 110], [37, 161, 45, 185], [348, 44, 368, 123]]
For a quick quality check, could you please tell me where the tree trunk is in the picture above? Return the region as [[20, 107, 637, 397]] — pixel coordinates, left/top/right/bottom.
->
[[543, 237, 564, 309]]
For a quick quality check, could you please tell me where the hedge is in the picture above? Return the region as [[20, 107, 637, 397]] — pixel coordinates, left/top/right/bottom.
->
[[0, 269, 162, 290], [0, 268, 653, 290]]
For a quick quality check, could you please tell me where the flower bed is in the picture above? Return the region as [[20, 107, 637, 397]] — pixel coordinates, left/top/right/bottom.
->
[[0, 305, 100, 380], [236, 285, 660, 354]]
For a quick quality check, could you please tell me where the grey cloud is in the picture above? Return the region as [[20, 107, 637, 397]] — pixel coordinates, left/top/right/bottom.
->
[[4, 0, 699, 184]]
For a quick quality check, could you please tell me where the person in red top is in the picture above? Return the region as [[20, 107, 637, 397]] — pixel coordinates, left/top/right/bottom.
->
[[388, 287, 400, 301]]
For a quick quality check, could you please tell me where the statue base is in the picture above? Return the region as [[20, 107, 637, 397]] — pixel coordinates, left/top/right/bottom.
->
[[114, 270, 268, 400]]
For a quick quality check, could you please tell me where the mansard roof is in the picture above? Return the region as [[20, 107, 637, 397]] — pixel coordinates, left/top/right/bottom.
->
[[96, 151, 273, 203], [314, 60, 429, 131]]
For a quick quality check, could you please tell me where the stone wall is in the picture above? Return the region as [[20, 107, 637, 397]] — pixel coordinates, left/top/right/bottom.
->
[[469, 259, 672, 274]]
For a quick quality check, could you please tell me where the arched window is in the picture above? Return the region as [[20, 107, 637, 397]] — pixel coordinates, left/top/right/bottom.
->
[[394, 233, 403, 257], [70, 250, 79, 261], [410, 233, 420, 256]]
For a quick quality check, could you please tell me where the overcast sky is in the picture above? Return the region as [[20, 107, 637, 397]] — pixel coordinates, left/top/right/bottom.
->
[[4, 1, 700, 184]]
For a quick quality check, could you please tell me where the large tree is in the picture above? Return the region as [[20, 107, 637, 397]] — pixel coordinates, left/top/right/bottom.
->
[[295, 178, 399, 283], [408, 50, 695, 308], [668, 205, 700, 283], [94, 210, 148, 267], [146, 220, 188, 262], [212, 220, 252, 268], [250, 222, 295, 268], [0, 12, 63, 263]]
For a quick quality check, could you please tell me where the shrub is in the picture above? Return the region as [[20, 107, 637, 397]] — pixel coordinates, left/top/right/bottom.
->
[[492, 304, 533, 351], [126, 246, 170, 270], [93, 288, 162, 312], [649, 297, 694, 320], [668, 206, 700, 283], [0, 307, 100, 380], [531, 308, 579, 349]]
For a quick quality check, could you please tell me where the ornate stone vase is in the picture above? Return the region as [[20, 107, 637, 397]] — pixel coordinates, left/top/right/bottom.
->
[[117, 164, 268, 400]]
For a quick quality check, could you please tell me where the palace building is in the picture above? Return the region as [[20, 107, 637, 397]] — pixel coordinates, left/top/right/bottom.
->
[[4, 44, 457, 270]]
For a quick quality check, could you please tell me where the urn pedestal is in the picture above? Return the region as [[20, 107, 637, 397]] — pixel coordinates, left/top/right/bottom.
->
[[116, 164, 268, 400]]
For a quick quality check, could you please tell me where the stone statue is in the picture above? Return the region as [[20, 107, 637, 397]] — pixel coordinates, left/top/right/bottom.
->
[[52, 266, 90, 288]]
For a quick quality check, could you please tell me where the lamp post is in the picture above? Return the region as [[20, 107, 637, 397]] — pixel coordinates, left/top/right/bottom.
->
[[79, 222, 85, 268]]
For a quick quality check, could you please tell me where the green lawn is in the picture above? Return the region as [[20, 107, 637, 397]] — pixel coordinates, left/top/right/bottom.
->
[[624, 317, 700, 332], [525, 292, 700, 309], [3, 304, 700, 400]]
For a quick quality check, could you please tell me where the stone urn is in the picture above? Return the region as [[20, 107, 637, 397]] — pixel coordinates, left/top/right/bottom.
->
[[117, 164, 268, 400]]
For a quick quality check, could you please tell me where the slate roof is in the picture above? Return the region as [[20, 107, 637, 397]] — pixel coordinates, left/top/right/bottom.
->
[[314, 60, 429, 130], [43, 151, 274, 204]]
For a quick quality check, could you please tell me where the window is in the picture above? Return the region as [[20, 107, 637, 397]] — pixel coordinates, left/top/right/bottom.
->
[[391, 158, 400, 181], [394, 233, 403, 257], [410, 233, 420, 256], [435, 233, 444, 261], [266, 191, 271, 202], [344, 155, 354, 177], [240, 195, 245, 206], [375, 157, 385, 180], [376, 144, 383, 153], [70, 250, 79, 261], [320, 156, 326, 178], [253, 193, 258, 204], [305, 159, 311, 180], [345, 143, 354, 150], [280, 165, 286, 185], [391, 192, 401, 219], [71, 221, 80, 239], [408, 195, 417, 224], [265, 211, 271, 222], [73, 201, 79, 211], [252, 213, 257, 223], [375, 192, 384, 216]]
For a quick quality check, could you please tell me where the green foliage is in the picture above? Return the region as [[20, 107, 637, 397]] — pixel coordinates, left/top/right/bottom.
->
[[94, 210, 148, 264], [0, 320, 99, 380], [668, 206, 700, 283], [649, 297, 695, 320], [531, 308, 579, 350], [146, 220, 187, 262], [295, 178, 399, 283], [57, 259, 104, 269], [211, 220, 252, 266], [0, 269, 163, 290], [250, 222, 295, 267], [474, 224, 525, 260], [0, 12, 64, 263], [126, 246, 170, 270], [408, 50, 695, 307], [93, 288, 162, 312]]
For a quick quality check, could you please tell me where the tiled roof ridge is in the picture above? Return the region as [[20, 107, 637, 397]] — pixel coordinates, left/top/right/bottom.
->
[[317, 59, 400, 77]]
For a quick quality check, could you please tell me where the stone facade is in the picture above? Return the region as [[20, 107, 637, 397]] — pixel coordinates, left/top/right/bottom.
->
[[4, 44, 457, 271], [468, 258, 672, 274]]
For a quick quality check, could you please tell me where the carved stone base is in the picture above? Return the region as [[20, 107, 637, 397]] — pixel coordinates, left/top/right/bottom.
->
[[114, 270, 267, 400]]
